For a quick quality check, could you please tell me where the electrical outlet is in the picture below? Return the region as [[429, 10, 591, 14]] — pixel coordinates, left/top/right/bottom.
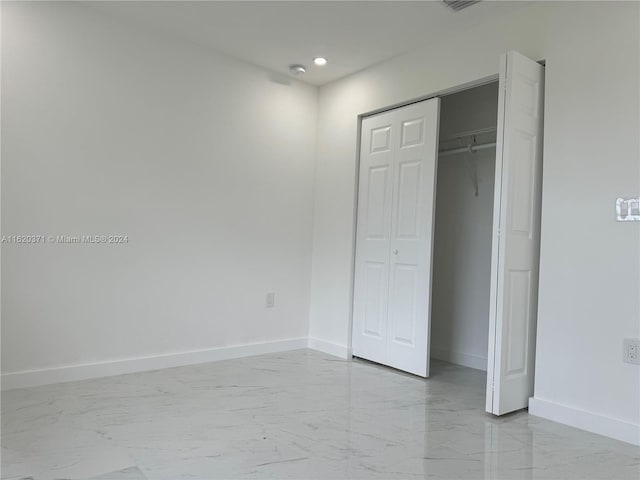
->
[[623, 338, 640, 365], [266, 292, 275, 308]]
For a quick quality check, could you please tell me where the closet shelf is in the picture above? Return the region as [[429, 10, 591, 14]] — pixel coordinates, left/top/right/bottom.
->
[[440, 126, 496, 143]]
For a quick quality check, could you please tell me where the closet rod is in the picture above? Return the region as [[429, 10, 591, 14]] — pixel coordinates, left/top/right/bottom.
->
[[438, 141, 496, 157], [441, 126, 496, 143]]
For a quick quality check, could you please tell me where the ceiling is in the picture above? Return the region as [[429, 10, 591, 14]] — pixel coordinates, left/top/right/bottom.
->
[[86, 1, 530, 86]]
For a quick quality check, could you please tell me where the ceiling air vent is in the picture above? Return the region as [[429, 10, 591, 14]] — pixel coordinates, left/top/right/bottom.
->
[[443, 0, 481, 12]]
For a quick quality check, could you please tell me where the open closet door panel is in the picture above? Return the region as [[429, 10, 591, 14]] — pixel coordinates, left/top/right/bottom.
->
[[386, 100, 440, 377], [353, 99, 440, 378], [486, 51, 544, 415]]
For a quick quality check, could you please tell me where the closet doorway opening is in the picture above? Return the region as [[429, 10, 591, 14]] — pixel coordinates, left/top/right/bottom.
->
[[430, 82, 499, 376]]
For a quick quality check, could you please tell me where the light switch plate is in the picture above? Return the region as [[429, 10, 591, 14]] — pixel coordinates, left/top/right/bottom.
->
[[616, 197, 640, 222]]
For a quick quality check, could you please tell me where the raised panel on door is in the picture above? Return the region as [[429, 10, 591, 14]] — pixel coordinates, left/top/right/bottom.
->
[[505, 270, 531, 377], [362, 261, 386, 338], [396, 160, 423, 239], [352, 111, 395, 364], [390, 264, 418, 346], [386, 99, 440, 377], [486, 51, 544, 415]]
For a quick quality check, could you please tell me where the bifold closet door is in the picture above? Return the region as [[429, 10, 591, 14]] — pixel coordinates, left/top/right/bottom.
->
[[486, 51, 545, 415], [352, 109, 395, 366], [352, 98, 440, 377]]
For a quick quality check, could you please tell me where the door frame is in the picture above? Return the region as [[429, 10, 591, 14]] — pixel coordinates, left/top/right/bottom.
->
[[349, 73, 499, 356]]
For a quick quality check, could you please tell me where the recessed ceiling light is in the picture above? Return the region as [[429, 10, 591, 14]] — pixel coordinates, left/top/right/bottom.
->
[[313, 57, 328, 66], [289, 64, 306, 75]]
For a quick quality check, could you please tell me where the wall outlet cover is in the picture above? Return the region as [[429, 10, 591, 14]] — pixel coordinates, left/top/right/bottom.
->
[[266, 292, 275, 308], [623, 338, 640, 365]]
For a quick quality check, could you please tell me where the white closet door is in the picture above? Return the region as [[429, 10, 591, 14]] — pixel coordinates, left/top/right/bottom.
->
[[386, 100, 440, 377], [353, 98, 440, 377], [352, 110, 396, 365], [486, 51, 545, 415]]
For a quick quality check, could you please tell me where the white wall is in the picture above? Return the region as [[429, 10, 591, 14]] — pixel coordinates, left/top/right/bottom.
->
[[1, 2, 317, 379], [308, 1, 640, 443], [431, 84, 498, 371]]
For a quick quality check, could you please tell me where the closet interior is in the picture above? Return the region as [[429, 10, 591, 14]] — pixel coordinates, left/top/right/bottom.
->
[[430, 82, 499, 372]]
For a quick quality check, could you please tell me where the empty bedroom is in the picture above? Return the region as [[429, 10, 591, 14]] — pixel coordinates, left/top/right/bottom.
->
[[1, 1, 639, 479]]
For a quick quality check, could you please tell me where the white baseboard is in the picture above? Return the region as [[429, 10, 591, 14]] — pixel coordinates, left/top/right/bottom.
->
[[1, 337, 308, 391], [307, 337, 352, 359], [529, 397, 640, 446], [430, 347, 487, 371]]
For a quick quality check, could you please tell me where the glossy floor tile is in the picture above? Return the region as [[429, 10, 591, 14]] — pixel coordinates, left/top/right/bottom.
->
[[2, 350, 639, 479]]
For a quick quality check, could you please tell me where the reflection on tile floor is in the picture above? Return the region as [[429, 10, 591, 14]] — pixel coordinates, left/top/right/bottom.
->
[[2, 350, 639, 479]]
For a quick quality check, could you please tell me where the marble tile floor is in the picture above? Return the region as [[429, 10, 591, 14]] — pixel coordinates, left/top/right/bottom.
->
[[2, 349, 638, 480]]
